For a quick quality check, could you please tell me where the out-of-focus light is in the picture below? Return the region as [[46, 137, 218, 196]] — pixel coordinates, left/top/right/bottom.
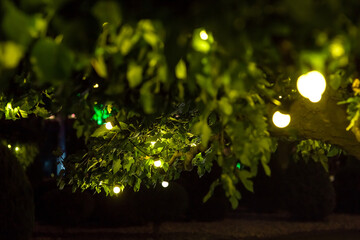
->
[[279, 96, 283, 99], [236, 162, 241, 169], [272, 111, 291, 128], [200, 30, 209, 40], [93, 83, 99, 88], [154, 160, 162, 167], [161, 181, 169, 188], [113, 186, 121, 194], [7, 144, 11, 149], [68, 113, 76, 119], [105, 122, 113, 130], [48, 115, 55, 120], [15, 147, 20, 152], [329, 175, 335, 182], [190, 143, 197, 147], [330, 42, 344, 58], [150, 141, 156, 147], [297, 71, 326, 103]]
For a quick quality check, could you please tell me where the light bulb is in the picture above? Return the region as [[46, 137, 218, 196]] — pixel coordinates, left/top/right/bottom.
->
[[93, 83, 99, 88], [15, 147, 20, 152], [272, 111, 291, 128], [7, 144, 11, 149], [150, 141, 156, 147], [297, 71, 326, 102], [113, 186, 121, 194], [200, 30, 208, 40], [161, 181, 169, 188], [105, 122, 113, 130], [154, 160, 162, 167]]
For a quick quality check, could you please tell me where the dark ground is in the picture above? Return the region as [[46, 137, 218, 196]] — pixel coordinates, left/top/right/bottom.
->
[[31, 212, 360, 240]]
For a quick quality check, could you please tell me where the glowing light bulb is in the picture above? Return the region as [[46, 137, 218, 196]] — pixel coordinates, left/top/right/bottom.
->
[[297, 71, 326, 103], [272, 111, 291, 128], [150, 141, 156, 147], [105, 122, 113, 130], [154, 160, 162, 167], [113, 186, 121, 194], [15, 147, 20, 152], [162, 181, 169, 188], [190, 143, 197, 147], [7, 144, 11, 149], [93, 83, 99, 88], [200, 30, 208, 40]]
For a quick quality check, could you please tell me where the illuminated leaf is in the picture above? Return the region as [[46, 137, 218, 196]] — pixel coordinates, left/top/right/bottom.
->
[[91, 57, 108, 78], [218, 97, 233, 115], [127, 63, 143, 88], [113, 159, 121, 174], [175, 59, 187, 80], [0, 42, 24, 68]]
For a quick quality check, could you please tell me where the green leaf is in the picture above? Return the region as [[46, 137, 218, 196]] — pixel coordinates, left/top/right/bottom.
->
[[329, 73, 341, 90], [203, 179, 220, 203], [113, 159, 121, 174], [127, 63, 143, 88], [91, 125, 109, 138], [124, 156, 134, 171], [0, 41, 24, 68], [175, 59, 187, 80], [2, 1, 46, 46], [261, 161, 271, 176], [134, 178, 141, 191], [91, 56, 108, 78], [31, 38, 74, 85], [218, 97, 233, 115], [238, 170, 254, 192]]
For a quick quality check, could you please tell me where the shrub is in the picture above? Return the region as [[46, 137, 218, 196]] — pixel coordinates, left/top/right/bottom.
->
[[0, 145, 34, 240], [41, 187, 95, 226], [284, 159, 335, 220], [334, 157, 360, 213]]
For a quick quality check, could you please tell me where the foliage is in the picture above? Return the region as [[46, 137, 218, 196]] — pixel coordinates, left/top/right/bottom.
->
[[0, 140, 39, 169], [294, 139, 342, 172], [1, 0, 360, 208], [0, 145, 34, 240]]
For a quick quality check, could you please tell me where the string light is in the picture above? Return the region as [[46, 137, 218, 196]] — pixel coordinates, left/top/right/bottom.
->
[[297, 71, 326, 103], [93, 83, 99, 88], [154, 160, 162, 167], [7, 144, 11, 149], [113, 186, 121, 194], [105, 122, 113, 130], [15, 147, 20, 152], [272, 111, 291, 128], [150, 141, 156, 147], [200, 30, 209, 40], [161, 181, 169, 188]]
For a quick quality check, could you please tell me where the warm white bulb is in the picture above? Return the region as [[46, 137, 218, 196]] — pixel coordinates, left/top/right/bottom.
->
[[154, 160, 162, 167], [15, 147, 20, 152], [93, 83, 99, 88], [113, 186, 121, 194], [161, 181, 169, 188], [7, 144, 11, 149], [297, 71, 326, 102], [150, 141, 156, 147], [309, 95, 322, 103], [199, 30, 208, 40], [272, 111, 291, 128], [105, 122, 113, 130]]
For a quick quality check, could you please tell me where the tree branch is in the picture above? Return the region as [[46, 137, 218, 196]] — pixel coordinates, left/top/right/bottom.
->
[[270, 90, 360, 160]]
